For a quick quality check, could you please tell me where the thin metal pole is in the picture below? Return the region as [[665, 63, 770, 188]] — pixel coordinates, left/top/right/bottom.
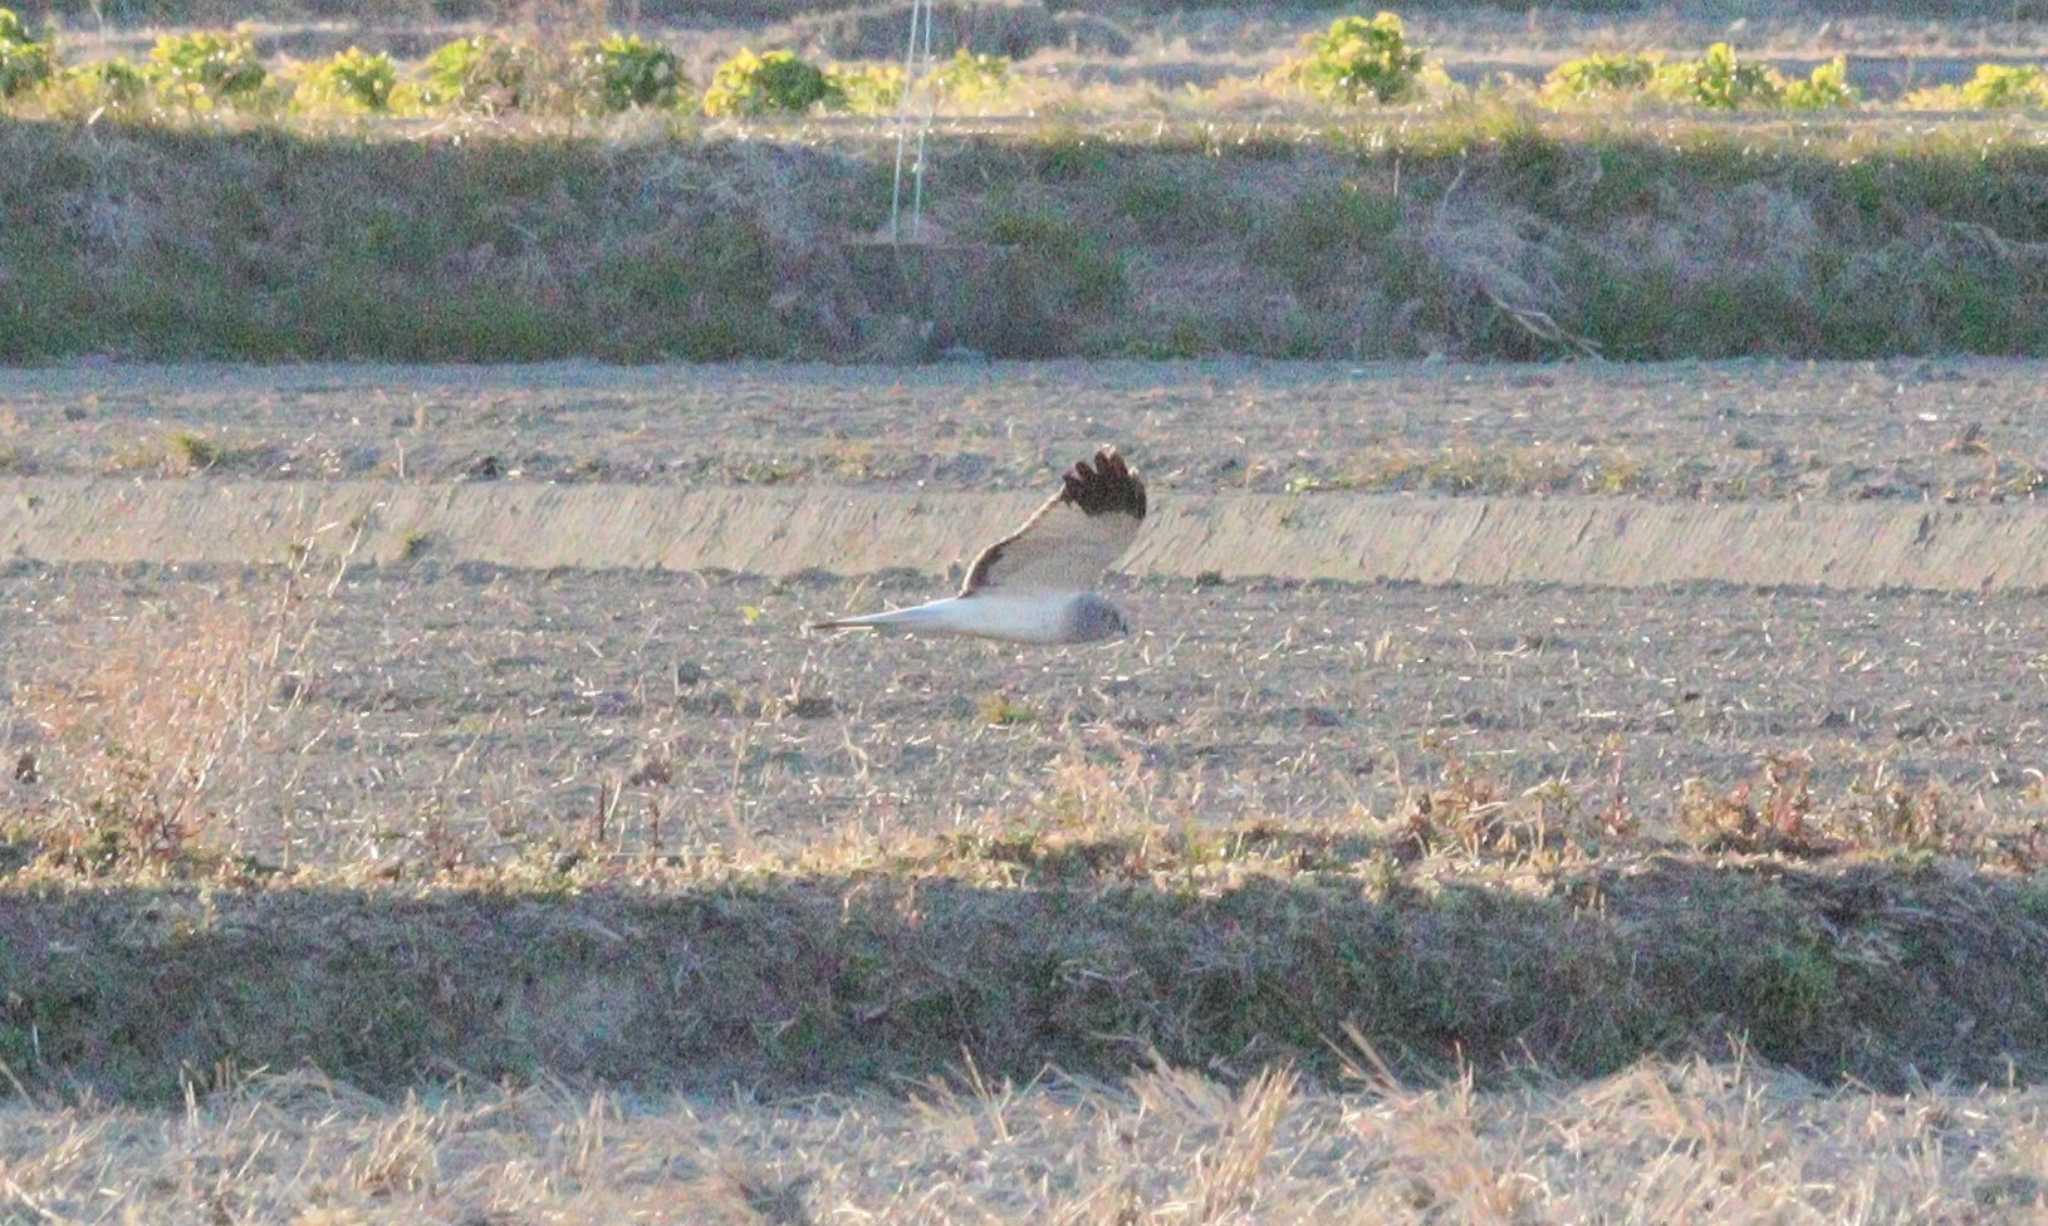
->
[[888, 0, 926, 243], [909, 0, 935, 240]]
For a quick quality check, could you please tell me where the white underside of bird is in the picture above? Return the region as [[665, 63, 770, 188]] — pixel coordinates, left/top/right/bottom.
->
[[811, 448, 1147, 646], [811, 591, 1106, 645]]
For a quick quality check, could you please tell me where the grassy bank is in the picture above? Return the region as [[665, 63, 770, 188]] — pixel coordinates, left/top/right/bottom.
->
[[3, 110, 2047, 363], [6, 806, 2048, 1104]]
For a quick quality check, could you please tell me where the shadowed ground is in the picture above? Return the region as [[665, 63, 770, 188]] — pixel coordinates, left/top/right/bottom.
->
[[4, 840, 2046, 1102]]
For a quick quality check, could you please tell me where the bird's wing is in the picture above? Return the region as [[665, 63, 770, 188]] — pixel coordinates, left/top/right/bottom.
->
[[961, 448, 1146, 595]]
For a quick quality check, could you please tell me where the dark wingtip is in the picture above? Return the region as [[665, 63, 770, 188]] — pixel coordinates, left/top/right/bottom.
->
[[1061, 447, 1146, 520]]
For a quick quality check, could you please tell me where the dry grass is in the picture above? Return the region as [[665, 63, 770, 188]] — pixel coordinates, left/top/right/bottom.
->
[[3, 1053, 2046, 1223], [101, 429, 256, 476], [17, 572, 319, 873], [2, 98, 2046, 362]]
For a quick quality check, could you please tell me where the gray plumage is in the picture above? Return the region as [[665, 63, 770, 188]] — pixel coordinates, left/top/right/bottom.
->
[[811, 448, 1147, 645]]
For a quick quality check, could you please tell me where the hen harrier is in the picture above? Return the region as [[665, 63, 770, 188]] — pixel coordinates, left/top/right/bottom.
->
[[810, 448, 1146, 644]]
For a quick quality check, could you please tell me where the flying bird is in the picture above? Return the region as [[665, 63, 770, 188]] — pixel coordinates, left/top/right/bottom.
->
[[811, 448, 1146, 644]]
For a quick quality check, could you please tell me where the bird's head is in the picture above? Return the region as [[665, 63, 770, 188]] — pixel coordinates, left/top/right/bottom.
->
[[1070, 595, 1132, 643]]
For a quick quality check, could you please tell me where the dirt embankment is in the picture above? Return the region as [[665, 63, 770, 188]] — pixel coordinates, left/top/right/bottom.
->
[[9, 476, 2048, 592]]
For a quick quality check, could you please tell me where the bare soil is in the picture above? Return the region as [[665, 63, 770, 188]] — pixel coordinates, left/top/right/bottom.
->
[[3, 359, 2045, 865], [12, 552, 2048, 863], [3, 357, 2043, 498]]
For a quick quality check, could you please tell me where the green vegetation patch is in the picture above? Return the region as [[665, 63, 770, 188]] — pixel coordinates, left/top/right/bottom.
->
[[1281, 11, 1428, 106], [0, 7, 52, 98], [300, 46, 397, 113], [702, 46, 838, 117]]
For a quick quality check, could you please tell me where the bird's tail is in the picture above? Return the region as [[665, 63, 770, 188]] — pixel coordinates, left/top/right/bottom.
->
[[808, 601, 955, 634]]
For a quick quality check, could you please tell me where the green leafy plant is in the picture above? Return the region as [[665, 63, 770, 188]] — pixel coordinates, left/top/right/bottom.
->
[[702, 47, 840, 117], [1959, 63, 2048, 109], [1782, 57, 1855, 111], [28, 57, 145, 118], [88, 57, 146, 101], [304, 46, 397, 112], [576, 33, 682, 112], [422, 35, 542, 113], [1653, 43, 1781, 110], [1284, 11, 1427, 106], [147, 30, 266, 100], [0, 7, 54, 99], [930, 48, 1009, 103], [828, 62, 903, 114], [1544, 52, 1659, 102], [1551, 46, 1850, 113], [422, 35, 486, 103]]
